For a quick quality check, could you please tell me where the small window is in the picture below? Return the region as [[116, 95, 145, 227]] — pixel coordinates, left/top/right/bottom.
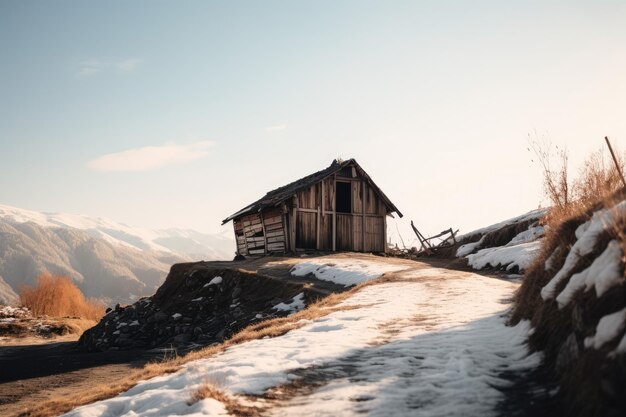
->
[[336, 182, 352, 213]]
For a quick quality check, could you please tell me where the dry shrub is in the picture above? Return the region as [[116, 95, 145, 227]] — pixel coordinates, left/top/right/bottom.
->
[[531, 138, 626, 230], [20, 273, 105, 320]]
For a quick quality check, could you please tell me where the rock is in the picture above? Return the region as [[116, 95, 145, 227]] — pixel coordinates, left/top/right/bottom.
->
[[214, 329, 225, 340], [232, 287, 242, 298], [153, 312, 168, 323], [173, 333, 192, 343], [78, 266, 311, 351]]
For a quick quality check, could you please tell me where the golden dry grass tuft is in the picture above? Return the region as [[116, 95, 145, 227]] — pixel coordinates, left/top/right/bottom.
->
[[18, 274, 388, 417], [187, 380, 231, 405], [538, 144, 625, 234], [19, 273, 105, 321], [186, 380, 261, 416]]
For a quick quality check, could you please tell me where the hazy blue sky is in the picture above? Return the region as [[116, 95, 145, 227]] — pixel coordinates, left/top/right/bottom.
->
[[1, 1, 625, 244]]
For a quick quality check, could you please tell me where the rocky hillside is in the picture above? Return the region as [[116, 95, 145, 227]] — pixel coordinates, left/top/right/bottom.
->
[[0, 203, 235, 305], [79, 263, 314, 351]]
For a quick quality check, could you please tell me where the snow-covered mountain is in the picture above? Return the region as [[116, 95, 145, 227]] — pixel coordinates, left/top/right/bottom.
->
[[0, 204, 235, 305]]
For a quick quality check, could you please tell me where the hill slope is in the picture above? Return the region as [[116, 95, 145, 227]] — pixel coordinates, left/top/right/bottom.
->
[[0, 204, 235, 305]]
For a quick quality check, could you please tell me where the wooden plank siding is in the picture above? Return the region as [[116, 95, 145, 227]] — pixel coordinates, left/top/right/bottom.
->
[[233, 162, 392, 256]]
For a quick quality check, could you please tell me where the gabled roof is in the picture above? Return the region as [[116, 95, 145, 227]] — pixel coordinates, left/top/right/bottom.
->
[[222, 159, 402, 224]]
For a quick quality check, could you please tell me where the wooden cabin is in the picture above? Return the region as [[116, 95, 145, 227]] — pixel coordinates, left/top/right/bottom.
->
[[222, 159, 403, 256]]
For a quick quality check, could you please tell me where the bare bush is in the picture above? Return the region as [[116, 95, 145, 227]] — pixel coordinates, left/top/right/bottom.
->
[[20, 273, 105, 320], [530, 137, 626, 230]]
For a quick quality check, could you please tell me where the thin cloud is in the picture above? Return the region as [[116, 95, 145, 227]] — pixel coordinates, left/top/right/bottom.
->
[[77, 58, 143, 77], [87, 141, 214, 172], [114, 58, 142, 73], [265, 124, 287, 132]]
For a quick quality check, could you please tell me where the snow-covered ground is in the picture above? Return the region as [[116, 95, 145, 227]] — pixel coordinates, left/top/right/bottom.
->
[[290, 258, 409, 286], [64, 261, 540, 417], [456, 210, 546, 273], [457, 209, 547, 241]]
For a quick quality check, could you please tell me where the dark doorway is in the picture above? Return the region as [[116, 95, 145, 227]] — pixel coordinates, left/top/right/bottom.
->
[[336, 182, 352, 213]]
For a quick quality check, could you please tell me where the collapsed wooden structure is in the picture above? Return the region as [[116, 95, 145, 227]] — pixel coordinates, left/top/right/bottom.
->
[[222, 159, 402, 256]]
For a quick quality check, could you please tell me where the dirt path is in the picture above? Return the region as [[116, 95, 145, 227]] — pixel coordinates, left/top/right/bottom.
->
[[0, 339, 167, 416]]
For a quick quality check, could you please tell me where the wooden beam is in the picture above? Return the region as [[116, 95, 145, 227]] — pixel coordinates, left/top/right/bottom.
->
[[383, 214, 388, 253], [332, 174, 336, 251], [291, 196, 297, 252], [361, 180, 365, 252], [260, 212, 268, 255], [316, 205, 321, 250]]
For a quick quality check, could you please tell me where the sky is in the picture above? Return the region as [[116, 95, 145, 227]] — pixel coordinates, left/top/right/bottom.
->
[[1, 1, 626, 246]]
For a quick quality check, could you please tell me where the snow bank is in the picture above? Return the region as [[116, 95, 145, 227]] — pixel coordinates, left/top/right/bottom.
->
[[458, 209, 547, 241], [541, 201, 626, 301], [466, 240, 543, 271], [290, 259, 408, 286], [555, 240, 623, 308], [458, 213, 546, 272], [64, 268, 538, 417]]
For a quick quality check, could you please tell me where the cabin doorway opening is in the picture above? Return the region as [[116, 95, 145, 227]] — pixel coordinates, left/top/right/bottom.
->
[[336, 181, 352, 213]]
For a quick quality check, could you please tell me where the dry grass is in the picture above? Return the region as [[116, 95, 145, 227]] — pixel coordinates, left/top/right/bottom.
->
[[187, 380, 261, 416], [535, 143, 626, 233], [19, 273, 105, 321], [187, 380, 231, 405], [17, 275, 386, 417]]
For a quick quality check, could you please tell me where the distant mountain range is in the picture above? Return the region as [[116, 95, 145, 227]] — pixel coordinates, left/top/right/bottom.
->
[[0, 204, 234, 305]]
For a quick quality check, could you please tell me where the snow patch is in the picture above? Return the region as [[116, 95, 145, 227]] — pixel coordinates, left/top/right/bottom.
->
[[555, 240, 623, 308], [542, 201, 626, 301], [290, 259, 407, 286], [466, 240, 543, 271], [204, 276, 223, 287], [584, 307, 626, 350], [506, 226, 545, 246], [273, 293, 305, 312], [456, 236, 485, 257]]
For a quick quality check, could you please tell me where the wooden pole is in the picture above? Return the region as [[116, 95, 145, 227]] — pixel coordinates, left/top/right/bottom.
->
[[361, 180, 365, 252], [605, 136, 626, 188], [332, 175, 336, 252]]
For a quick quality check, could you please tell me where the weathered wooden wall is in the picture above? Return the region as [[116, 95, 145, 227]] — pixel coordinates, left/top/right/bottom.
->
[[233, 163, 389, 256], [291, 164, 387, 253], [233, 207, 286, 256]]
